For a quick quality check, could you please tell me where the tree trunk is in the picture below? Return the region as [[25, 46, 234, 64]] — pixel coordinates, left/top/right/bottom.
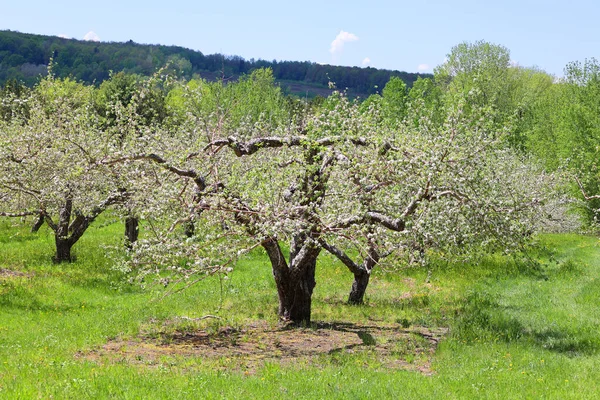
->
[[44, 193, 123, 263], [262, 236, 320, 325], [348, 244, 379, 306], [262, 237, 291, 317], [124, 216, 139, 247], [184, 221, 195, 238], [348, 270, 371, 305], [54, 236, 73, 263], [52, 197, 74, 263], [281, 239, 321, 324], [31, 212, 45, 233], [284, 254, 318, 324]]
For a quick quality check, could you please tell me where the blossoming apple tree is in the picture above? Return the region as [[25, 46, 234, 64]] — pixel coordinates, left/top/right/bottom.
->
[[110, 73, 553, 324]]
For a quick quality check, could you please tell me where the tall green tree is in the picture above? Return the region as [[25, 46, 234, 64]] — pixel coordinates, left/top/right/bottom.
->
[[381, 76, 408, 125], [435, 41, 557, 151], [527, 59, 600, 222], [435, 40, 511, 97]]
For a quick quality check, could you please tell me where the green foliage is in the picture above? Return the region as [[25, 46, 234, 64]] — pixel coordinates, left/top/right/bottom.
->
[[502, 67, 555, 150], [168, 68, 289, 134], [435, 41, 517, 141], [94, 70, 171, 131], [381, 76, 408, 125], [93, 71, 138, 127], [35, 74, 94, 115], [435, 41, 511, 133], [228, 68, 289, 127], [435, 40, 511, 94], [0, 79, 30, 121], [527, 59, 600, 223], [433, 41, 564, 157]]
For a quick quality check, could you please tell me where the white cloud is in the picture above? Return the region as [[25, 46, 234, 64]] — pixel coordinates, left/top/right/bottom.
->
[[417, 64, 430, 72], [57, 33, 70, 39], [509, 59, 519, 68], [362, 57, 371, 66], [330, 30, 359, 55], [83, 31, 100, 42]]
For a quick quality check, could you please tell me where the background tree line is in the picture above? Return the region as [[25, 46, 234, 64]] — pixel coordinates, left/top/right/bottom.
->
[[0, 30, 429, 98]]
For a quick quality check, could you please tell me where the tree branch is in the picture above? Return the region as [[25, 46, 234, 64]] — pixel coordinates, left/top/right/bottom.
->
[[102, 154, 206, 190], [0, 210, 39, 217], [63, 138, 95, 164], [328, 186, 463, 234], [401, 187, 428, 219], [366, 211, 406, 232], [66, 190, 129, 245], [576, 176, 600, 200], [44, 214, 58, 231], [316, 137, 368, 147], [88, 190, 130, 221], [205, 136, 305, 156], [7, 155, 24, 164], [319, 239, 363, 275], [289, 240, 320, 274], [0, 182, 42, 199], [205, 135, 370, 157], [328, 215, 367, 230]]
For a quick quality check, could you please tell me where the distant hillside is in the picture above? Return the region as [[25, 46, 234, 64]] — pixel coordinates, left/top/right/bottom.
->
[[0, 30, 432, 98]]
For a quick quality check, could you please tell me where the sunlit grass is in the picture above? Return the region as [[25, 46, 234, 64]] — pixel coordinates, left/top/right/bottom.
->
[[1, 218, 600, 398]]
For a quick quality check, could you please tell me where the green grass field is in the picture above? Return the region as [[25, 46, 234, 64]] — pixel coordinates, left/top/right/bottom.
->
[[1, 218, 599, 399]]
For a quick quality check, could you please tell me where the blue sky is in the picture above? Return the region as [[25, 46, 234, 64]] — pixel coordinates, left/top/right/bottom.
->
[[1, 0, 598, 76]]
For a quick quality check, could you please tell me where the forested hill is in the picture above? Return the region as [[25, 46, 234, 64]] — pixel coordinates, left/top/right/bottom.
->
[[0, 30, 431, 98]]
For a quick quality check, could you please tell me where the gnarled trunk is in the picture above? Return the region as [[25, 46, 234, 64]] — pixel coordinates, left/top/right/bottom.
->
[[31, 212, 45, 233], [320, 239, 379, 306], [52, 196, 74, 263], [124, 216, 139, 247], [46, 192, 124, 262], [283, 252, 318, 323], [348, 269, 371, 305], [262, 236, 320, 325], [347, 245, 379, 305], [54, 236, 73, 263]]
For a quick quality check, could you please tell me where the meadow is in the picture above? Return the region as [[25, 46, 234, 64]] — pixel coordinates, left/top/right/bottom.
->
[[1, 217, 599, 399]]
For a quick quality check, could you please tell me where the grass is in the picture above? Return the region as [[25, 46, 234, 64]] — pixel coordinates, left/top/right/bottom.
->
[[1, 217, 600, 399]]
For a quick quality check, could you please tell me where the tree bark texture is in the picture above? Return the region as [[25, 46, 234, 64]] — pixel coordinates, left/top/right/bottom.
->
[[47, 192, 124, 262], [54, 236, 73, 263], [262, 236, 320, 324], [347, 246, 380, 305], [52, 196, 74, 262], [348, 270, 371, 305], [31, 212, 45, 233], [124, 216, 139, 247]]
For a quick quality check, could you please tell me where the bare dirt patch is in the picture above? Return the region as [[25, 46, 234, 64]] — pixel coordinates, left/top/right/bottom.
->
[[83, 320, 448, 375], [0, 268, 31, 278]]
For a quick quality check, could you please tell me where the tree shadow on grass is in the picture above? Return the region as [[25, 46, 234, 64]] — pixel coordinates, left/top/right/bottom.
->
[[0, 282, 78, 312], [455, 291, 599, 356]]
